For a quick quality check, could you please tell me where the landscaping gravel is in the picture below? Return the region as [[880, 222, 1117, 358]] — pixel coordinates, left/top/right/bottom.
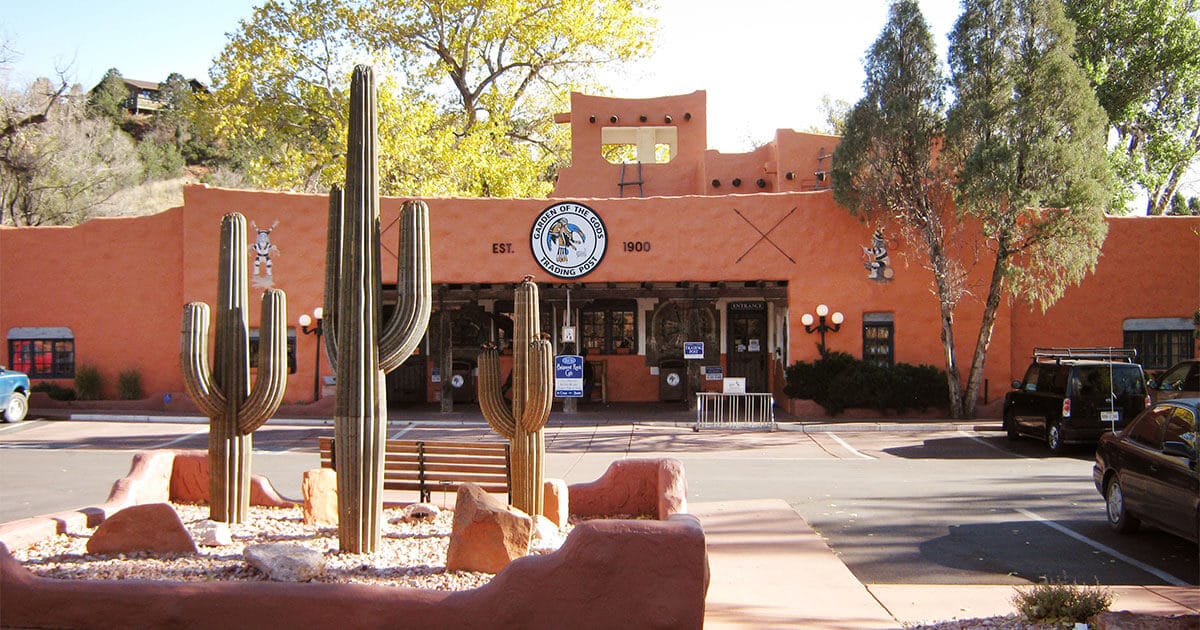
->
[[11, 504, 510, 590]]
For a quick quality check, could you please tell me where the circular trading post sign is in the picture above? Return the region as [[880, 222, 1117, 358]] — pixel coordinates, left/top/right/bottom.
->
[[530, 202, 607, 279]]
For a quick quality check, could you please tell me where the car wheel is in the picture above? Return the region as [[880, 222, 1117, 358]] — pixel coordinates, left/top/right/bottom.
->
[[3, 391, 28, 423], [1105, 476, 1140, 534], [1003, 412, 1020, 441], [1046, 420, 1065, 454]]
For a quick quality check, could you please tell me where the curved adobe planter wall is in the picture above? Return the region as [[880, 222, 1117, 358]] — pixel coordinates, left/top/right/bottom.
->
[[0, 452, 707, 630]]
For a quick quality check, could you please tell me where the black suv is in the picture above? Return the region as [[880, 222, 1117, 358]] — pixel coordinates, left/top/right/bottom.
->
[[1003, 348, 1150, 454]]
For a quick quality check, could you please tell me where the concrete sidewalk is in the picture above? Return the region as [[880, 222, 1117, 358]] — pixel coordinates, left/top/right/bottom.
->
[[696, 499, 1199, 629]]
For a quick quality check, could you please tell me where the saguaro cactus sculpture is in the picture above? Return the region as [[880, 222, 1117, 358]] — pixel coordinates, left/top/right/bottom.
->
[[181, 212, 288, 524], [478, 277, 554, 517], [325, 65, 432, 553]]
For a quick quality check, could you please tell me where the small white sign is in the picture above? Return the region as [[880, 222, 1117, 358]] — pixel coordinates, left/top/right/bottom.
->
[[431, 367, 441, 383], [561, 326, 576, 342], [723, 377, 747, 394], [748, 338, 761, 352]]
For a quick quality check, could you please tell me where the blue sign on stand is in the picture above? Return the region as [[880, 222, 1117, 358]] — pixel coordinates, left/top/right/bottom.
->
[[554, 355, 584, 398]]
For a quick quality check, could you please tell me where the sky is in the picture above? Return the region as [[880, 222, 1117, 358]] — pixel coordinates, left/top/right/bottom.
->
[[0, 0, 961, 152]]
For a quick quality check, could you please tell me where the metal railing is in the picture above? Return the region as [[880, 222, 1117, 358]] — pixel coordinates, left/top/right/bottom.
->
[[695, 392, 776, 431]]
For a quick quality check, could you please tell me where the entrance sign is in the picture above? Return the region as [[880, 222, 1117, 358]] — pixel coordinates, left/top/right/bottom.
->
[[684, 342, 704, 359], [554, 354, 584, 398], [723, 377, 747, 394], [530, 202, 607, 279]]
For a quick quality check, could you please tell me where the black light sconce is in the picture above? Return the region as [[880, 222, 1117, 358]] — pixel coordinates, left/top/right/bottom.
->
[[610, 115, 619, 123], [711, 179, 721, 188], [801, 304, 844, 356], [756, 178, 767, 188], [732, 178, 742, 187]]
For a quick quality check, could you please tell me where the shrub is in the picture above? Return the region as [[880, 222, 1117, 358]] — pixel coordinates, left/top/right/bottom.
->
[[117, 369, 145, 400], [784, 354, 947, 416], [74, 365, 104, 401], [1011, 579, 1112, 625], [31, 382, 76, 401]]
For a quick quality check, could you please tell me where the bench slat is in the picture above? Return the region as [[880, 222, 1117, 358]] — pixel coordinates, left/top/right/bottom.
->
[[318, 436, 511, 503]]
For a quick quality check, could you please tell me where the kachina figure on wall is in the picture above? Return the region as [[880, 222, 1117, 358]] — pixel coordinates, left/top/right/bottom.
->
[[251, 220, 281, 278], [863, 227, 893, 281]]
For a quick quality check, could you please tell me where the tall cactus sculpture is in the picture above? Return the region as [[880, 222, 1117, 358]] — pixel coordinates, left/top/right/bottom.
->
[[181, 212, 288, 524], [478, 277, 554, 517], [325, 65, 432, 553]]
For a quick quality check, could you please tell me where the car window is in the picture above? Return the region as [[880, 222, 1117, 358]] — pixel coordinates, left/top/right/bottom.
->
[[1164, 407, 1196, 452], [1111, 367, 1145, 396], [1050, 366, 1068, 395], [1158, 363, 1189, 390], [1023, 365, 1040, 392], [1126, 407, 1169, 448], [1074, 365, 1143, 399], [1035, 365, 1060, 393], [1183, 365, 1200, 391]]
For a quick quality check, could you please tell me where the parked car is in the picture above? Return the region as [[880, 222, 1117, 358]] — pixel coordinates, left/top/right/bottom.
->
[[1147, 359, 1200, 403], [0, 366, 31, 423], [1093, 398, 1199, 544], [1003, 347, 1149, 453]]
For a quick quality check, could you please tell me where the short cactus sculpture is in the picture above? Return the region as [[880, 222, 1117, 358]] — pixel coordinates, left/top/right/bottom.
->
[[180, 212, 288, 524], [324, 64, 432, 553], [478, 277, 554, 517]]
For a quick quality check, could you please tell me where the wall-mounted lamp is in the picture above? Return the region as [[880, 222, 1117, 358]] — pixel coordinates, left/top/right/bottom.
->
[[298, 307, 324, 402], [800, 304, 843, 356]]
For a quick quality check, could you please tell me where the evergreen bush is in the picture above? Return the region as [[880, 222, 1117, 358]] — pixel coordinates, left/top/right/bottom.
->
[[74, 364, 104, 400], [1011, 579, 1111, 625], [784, 354, 946, 416], [117, 369, 145, 400]]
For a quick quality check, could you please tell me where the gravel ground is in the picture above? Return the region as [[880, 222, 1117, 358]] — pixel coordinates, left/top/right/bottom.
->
[[10, 504, 530, 590]]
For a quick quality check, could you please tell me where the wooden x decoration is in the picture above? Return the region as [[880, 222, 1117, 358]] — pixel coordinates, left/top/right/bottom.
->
[[734, 207, 797, 264]]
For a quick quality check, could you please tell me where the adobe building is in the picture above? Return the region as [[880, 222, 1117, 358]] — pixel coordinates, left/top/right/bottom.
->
[[1, 91, 1197, 412]]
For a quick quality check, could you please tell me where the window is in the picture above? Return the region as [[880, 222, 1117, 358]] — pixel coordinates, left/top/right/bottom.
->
[[1164, 408, 1196, 453], [6, 327, 75, 378], [248, 328, 298, 374], [600, 127, 676, 164], [581, 300, 636, 355], [1123, 318, 1194, 370], [1126, 406, 1170, 449], [862, 313, 893, 367]]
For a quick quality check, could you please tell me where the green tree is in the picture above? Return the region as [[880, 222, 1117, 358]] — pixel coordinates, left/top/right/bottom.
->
[[946, 0, 1111, 418], [831, 1, 968, 417], [87, 68, 129, 123], [202, 0, 655, 195], [1066, 0, 1200, 215]]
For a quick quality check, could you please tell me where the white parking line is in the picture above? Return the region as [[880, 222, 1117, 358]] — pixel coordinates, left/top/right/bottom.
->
[[957, 429, 1031, 458], [147, 430, 207, 450], [830, 434, 875, 460], [1015, 507, 1189, 587]]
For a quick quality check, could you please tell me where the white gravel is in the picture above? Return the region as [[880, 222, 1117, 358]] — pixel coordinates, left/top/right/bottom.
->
[[9, 503, 545, 590]]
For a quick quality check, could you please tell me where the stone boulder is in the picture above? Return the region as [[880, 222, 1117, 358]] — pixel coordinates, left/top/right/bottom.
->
[[392, 503, 440, 524], [86, 503, 197, 555], [529, 515, 564, 555], [244, 544, 326, 582], [194, 520, 232, 546], [542, 478, 569, 528], [301, 468, 338, 526], [445, 483, 532, 573]]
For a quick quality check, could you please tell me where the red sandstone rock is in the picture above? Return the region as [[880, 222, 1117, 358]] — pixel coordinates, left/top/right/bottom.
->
[[1091, 611, 1200, 630], [301, 468, 338, 526], [569, 458, 688, 519], [542, 478, 569, 527], [170, 450, 297, 507], [445, 483, 532, 573], [85, 503, 197, 555]]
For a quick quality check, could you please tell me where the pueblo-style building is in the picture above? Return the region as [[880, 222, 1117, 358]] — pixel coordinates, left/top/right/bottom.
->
[[1, 90, 1197, 412]]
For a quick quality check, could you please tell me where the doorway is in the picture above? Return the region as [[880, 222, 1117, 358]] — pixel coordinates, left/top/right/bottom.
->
[[726, 302, 768, 392]]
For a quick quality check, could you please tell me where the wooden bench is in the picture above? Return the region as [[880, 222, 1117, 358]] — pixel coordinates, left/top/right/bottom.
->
[[318, 437, 511, 504]]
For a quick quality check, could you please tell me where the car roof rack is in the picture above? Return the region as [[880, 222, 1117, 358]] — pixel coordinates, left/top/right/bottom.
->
[[1033, 347, 1137, 362]]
